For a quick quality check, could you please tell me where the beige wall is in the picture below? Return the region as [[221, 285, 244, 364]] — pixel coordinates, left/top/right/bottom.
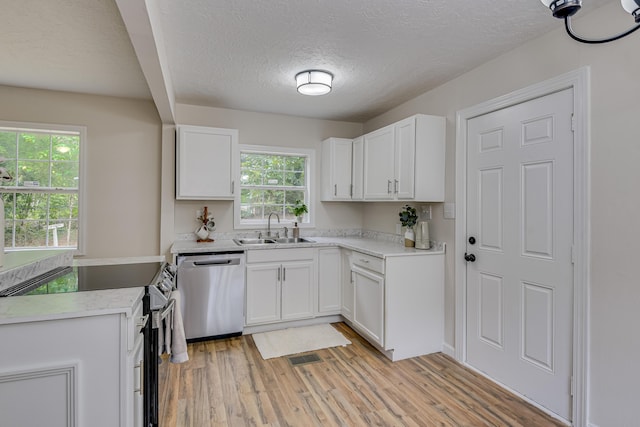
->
[[160, 104, 364, 254], [362, 3, 639, 426], [0, 85, 162, 259]]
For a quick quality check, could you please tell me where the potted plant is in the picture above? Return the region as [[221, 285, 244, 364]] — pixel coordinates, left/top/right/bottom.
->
[[398, 204, 418, 247], [290, 200, 308, 223]]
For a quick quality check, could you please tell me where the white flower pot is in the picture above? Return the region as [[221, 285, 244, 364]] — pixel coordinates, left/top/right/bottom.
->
[[404, 227, 415, 247]]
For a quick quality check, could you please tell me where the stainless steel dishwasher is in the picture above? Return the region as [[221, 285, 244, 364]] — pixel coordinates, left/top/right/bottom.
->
[[176, 251, 245, 341]]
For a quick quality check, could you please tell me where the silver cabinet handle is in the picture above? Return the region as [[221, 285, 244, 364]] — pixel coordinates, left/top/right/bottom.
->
[[387, 180, 392, 194], [134, 359, 144, 394], [277, 267, 280, 282], [350, 184, 353, 197], [283, 267, 286, 281], [394, 179, 399, 193], [334, 184, 337, 196], [360, 258, 370, 263]]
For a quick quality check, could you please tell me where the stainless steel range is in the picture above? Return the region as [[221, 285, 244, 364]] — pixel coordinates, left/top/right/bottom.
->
[[0, 261, 177, 427]]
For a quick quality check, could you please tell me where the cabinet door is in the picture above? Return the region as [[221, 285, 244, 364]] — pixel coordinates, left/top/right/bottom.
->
[[318, 248, 341, 314], [176, 125, 237, 200], [352, 265, 385, 346], [246, 263, 281, 325], [351, 136, 364, 200], [321, 138, 353, 201], [332, 139, 354, 200], [394, 117, 416, 199], [281, 261, 314, 321], [341, 250, 354, 320], [363, 124, 395, 200]]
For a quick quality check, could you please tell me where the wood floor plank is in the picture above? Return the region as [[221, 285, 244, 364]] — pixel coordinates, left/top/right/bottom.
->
[[159, 322, 567, 427]]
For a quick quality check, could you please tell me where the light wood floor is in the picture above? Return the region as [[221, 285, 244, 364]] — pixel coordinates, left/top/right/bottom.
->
[[158, 322, 566, 426]]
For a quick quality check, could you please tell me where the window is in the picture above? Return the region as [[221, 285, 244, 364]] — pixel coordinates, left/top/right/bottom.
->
[[236, 145, 313, 228], [0, 122, 84, 251]]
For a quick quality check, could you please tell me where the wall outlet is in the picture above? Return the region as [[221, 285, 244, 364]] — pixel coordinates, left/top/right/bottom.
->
[[421, 205, 432, 221], [396, 223, 402, 234]]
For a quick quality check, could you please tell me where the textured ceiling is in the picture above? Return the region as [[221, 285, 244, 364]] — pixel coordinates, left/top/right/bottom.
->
[[2, 0, 611, 123], [0, 0, 150, 99]]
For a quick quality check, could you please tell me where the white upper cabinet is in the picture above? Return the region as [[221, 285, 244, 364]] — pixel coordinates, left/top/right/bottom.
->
[[351, 136, 364, 200], [363, 124, 396, 200], [175, 125, 238, 200], [321, 138, 353, 201], [362, 114, 445, 202]]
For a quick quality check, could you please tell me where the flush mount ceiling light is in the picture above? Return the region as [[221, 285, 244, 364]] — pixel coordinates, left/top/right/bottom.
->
[[295, 70, 333, 96], [541, 0, 640, 43]]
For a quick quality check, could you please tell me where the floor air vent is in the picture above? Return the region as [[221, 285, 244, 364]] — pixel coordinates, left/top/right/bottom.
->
[[288, 353, 322, 366]]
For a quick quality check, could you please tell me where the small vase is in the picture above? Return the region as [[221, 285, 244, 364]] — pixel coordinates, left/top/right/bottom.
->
[[404, 227, 415, 247]]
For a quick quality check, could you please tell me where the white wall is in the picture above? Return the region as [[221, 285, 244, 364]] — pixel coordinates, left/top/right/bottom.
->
[[362, 3, 639, 426], [159, 103, 364, 254], [0, 85, 162, 259]]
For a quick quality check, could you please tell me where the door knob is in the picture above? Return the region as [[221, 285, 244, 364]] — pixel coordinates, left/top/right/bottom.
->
[[464, 253, 476, 262]]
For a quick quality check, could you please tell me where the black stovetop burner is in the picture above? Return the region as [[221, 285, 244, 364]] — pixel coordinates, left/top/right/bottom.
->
[[0, 262, 163, 297]]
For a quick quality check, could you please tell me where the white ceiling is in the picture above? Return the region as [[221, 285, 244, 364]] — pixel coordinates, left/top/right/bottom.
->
[[1, 0, 610, 123]]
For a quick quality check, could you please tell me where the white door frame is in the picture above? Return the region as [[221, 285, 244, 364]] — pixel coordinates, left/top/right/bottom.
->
[[454, 67, 590, 426]]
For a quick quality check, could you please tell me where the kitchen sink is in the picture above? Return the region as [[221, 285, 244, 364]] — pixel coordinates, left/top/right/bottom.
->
[[274, 238, 315, 244], [233, 238, 276, 245], [233, 237, 315, 246]]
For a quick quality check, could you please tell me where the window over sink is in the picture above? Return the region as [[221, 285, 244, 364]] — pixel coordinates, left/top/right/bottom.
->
[[0, 121, 85, 252], [235, 145, 313, 229]]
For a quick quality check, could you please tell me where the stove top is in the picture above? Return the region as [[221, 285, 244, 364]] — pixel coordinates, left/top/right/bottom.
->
[[0, 262, 164, 297]]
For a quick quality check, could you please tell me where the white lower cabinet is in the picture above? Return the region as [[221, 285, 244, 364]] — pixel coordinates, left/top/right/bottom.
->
[[345, 250, 445, 361], [352, 264, 384, 346], [340, 249, 354, 320], [0, 292, 145, 427], [245, 248, 315, 326], [317, 247, 341, 314]]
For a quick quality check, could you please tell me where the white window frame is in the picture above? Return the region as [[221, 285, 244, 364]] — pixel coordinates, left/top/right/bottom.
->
[[234, 144, 315, 230], [0, 120, 87, 255]]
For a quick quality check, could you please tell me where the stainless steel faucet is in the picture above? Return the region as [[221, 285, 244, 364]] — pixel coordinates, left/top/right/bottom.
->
[[267, 212, 280, 238]]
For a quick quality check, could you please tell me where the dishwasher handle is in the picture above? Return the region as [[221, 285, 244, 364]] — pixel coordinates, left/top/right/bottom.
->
[[180, 257, 243, 269], [193, 259, 237, 266]]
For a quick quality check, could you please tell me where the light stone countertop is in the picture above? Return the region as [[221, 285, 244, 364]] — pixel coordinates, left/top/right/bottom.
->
[[0, 250, 73, 291], [171, 236, 445, 259], [0, 287, 144, 326]]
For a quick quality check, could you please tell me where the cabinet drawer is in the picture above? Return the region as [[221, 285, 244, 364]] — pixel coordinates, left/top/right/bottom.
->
[[351, 252, 384, 274], [247, 248, 314, 263]]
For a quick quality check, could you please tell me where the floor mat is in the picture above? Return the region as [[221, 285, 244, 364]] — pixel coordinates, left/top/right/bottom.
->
[[252, 324, 351, 360]]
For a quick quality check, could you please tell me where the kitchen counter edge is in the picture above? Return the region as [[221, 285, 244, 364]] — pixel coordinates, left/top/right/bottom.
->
[[171, 237, 445, 259], [0, 287, 144, 326]]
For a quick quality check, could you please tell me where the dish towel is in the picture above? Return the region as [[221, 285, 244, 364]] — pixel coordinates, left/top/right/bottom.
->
[[163, 290, 189, 363]]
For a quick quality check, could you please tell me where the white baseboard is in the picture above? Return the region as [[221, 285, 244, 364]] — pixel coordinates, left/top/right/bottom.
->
[[442, 342, 455, 358]]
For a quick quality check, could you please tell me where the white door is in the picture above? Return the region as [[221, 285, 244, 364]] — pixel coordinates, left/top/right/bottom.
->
[[465, 88, 574, 420]]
